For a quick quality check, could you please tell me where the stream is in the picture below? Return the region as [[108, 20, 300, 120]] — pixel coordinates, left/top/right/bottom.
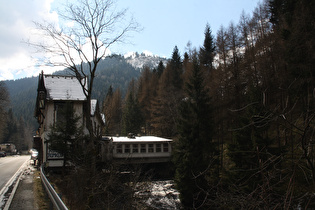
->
[[134, 180, 181, 209]]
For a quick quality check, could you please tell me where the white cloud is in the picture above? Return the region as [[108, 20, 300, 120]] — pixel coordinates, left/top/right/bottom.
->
[[0, 0, 59, 80], [0, 0, 114, 81], [0, 52, 36, 80]]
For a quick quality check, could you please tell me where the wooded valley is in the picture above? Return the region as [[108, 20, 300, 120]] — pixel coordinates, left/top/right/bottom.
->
[[0, 0, 314, 208]]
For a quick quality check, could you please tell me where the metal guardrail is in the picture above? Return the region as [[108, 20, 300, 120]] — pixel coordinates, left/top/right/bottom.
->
[[40, 165, 68, 210]]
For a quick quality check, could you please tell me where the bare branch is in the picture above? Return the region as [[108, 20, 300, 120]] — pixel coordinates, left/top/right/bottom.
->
[[28, 0, 140, 140]]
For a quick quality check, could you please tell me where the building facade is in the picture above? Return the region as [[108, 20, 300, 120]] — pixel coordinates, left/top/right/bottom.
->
[[34, 72, 104, 167]]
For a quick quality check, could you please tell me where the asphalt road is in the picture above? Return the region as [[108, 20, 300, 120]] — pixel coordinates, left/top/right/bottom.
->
[[0, 155, 30, 190]]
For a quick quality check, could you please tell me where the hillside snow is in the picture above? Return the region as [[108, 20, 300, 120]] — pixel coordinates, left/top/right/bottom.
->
[[124, 52, 168, 70]]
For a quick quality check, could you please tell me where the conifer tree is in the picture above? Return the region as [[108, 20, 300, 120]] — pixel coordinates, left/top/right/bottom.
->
[[122, 89, 143, 135], [174, 54, 217, 209], [156, 60, 165, 78], [269, 0, 315, 183], [200, 23, 215, 71], [0, 82, 8, 142], [3, 109, 18, 144], [170, 46, 183, 89], [150, 46, 184, 137], [47, 102, 84, 168], [228, 85, 273, 177]]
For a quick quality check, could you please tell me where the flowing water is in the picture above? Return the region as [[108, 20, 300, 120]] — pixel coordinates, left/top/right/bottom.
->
[[134, 180, 181, 209]]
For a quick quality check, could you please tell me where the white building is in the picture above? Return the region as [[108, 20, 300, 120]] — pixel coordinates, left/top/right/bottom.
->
[[34, 72, 104, 167], [101, 135, 172, 164]]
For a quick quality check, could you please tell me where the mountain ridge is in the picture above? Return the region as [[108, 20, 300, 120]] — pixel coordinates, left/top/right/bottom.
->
[[124, 51, 168, 70], [4, 53, 167, 131]]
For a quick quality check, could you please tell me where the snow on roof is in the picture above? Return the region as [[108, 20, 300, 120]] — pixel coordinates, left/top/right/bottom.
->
[[101, 113, 106, 124], [111, 136, 172, 143], [91, 99, 97, 115], [44, 75, 87, 101]]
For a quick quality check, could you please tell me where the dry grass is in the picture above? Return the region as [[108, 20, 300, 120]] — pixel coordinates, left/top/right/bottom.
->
[[33, 170, 50, 210]]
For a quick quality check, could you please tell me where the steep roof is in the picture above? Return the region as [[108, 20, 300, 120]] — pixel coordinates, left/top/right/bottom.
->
[[91, 99, 105, 124], [44, 75, 87, 101]]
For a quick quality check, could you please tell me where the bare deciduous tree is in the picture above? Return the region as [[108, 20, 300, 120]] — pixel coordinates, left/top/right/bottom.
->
[[30, 0, 140, 141]]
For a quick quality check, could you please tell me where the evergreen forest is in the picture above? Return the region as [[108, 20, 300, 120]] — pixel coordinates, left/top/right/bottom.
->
[[104, 0, 315, 208]]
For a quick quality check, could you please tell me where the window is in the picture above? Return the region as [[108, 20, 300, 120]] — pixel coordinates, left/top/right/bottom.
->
[[163, 143, 169, 152], [148, 144, 154, 153], [156, 144, 161, 152], [39, 91, 45, 109], [54, 102, 74, 124], [124, 144, 130, 153], [140, 144, 146, 153], [116, 144, 122, 153], [55, 102, 65, 123], [132, 144, 139, 153]]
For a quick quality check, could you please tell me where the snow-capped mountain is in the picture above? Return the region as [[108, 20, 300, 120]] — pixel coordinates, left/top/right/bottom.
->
[[124, 51, 168, 70]]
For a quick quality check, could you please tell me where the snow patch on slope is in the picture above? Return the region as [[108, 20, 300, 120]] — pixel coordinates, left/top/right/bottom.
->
[[124, 51, 168, 70]]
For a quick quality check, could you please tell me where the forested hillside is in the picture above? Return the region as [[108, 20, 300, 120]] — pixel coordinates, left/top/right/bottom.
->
[[1, 0, 314, 208], [2, 54, 166, 149], [5, 76, 38, 127], [103, 0, 315, 208]]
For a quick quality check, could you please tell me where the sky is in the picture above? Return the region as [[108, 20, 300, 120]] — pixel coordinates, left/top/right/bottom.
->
[[0, 0, 261, 81]]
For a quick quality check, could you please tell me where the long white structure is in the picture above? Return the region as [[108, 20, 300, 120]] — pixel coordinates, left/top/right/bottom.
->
[[101, 136, 173, 164]]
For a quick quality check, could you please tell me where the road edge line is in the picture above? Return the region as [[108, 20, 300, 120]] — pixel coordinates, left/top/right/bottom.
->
[[0, 158, 29, 210]]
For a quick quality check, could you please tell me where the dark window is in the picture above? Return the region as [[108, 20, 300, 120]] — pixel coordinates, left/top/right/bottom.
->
[[39, 91, 46, 109], [140, 144, 146, 153], [156, 144, 161, 152], [54, 102, 74, 124], [55, 102, 65, 123], [148, 144, 154, 153], [163, 143, 169, 152], [124, 144, 130, 153], [116, 144, 122, 153], [132, 144, 138, 153]]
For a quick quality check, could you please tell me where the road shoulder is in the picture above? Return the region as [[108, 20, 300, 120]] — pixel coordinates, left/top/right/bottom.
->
[[9, 161, 38, 210]]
